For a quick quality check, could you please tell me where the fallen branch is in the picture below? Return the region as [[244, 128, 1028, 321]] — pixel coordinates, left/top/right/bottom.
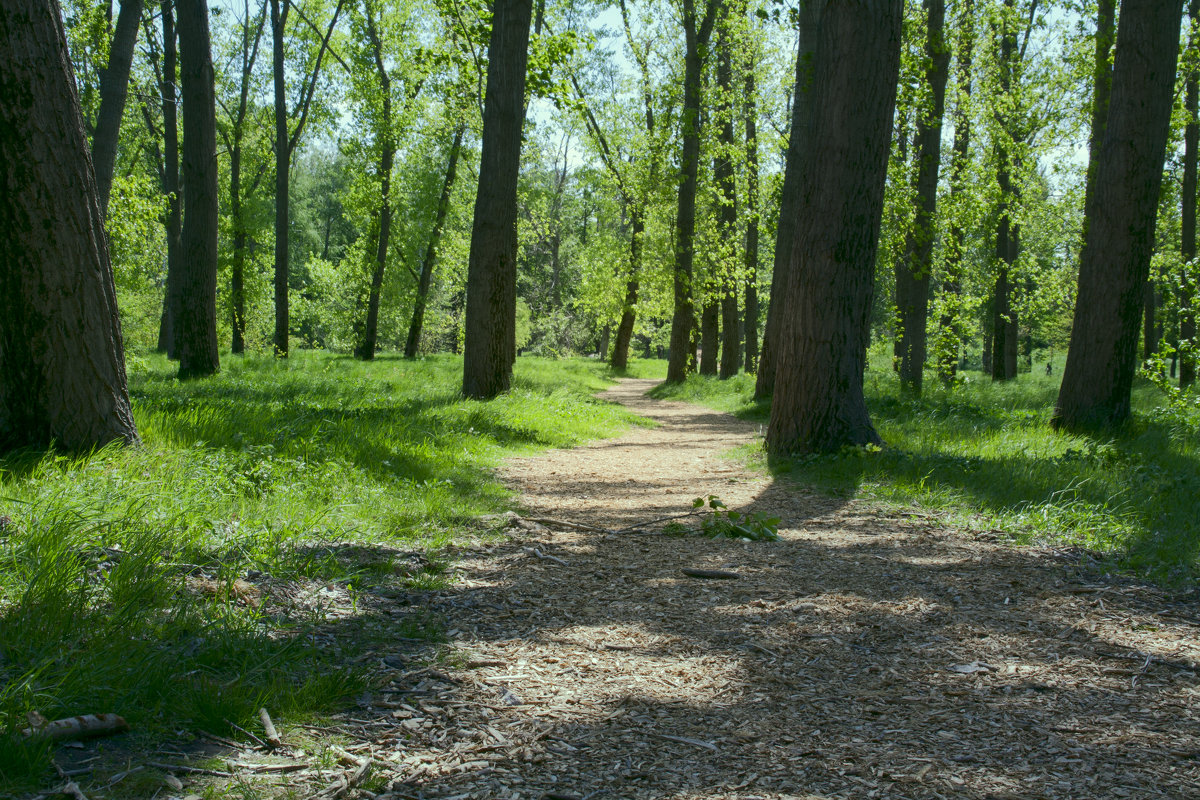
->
[[681, 568, 740, 580], [147, 761, 235, 777], [615, 510, 703, 533], [647, 731, 718, 751], [523, 516, 613, 534], [259, 707, 283, 750], [22, 712, 129, 742], [523, 547, 569, 567], [58, 781, 90, 800]]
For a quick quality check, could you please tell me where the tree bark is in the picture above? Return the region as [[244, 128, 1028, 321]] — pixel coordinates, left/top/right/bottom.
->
[[1183, 0, 1198, 388], [991, 0, 1019, 382], [754, 0, 822, 400], [175, 0, 221, 379], [716, 6, 739, 380], [154, 0, 183, 358], [92, 0, 143, 218], [665, 0, 719, 383], [1083, 0, 1116, 242], [610, 204, 643, 370], [895, 0, 948, 395], [1054, 0, 1183, 431], [743, 45, 760, 374], [462, 0, 532, 399], [270, 0, 290, 357], [700, 299, 719, 375], [0, 0, 138, 451], [406, 124, 464, 359], [765, 0, 902, 456]]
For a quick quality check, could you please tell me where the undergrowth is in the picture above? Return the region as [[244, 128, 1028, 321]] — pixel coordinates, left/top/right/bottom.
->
[[652, 353, 1200, 587], [0, 352, 638, 791]]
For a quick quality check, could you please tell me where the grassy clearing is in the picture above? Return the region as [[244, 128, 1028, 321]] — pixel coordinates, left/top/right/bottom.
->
[[652, 353, 1200, 586], [0, 352, 638, 791]]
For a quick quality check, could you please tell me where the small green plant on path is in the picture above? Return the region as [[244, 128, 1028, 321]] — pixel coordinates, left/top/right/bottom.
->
[[693, 495, 781, 541]]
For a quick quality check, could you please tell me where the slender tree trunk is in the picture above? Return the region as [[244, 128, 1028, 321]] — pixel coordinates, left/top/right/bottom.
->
[[700, 299, 719, 375], [406, 125, 464, 358], [991, 2, 1019, 382], [155, 0, 182, 357], [270, 0, 290, 357], [666, 0, 719, 383], [231, 142, 247, 354], [610, 204, 643, 370], [755, 0, 823, 399], [1183, 0, 1198, 388], [1054, 0, 1183, 431], [462, 0, 533, 399], [175, 0, 220, 379], [92, 0, 143, 217], [357, 10, 394, 361], [0, 0, 139, 451], [716, 7, 739, 380], [743, 51, 760, 374], [895, 0, 948, 395], [937, 0, 973, 383], [1143, 279, 1158, 361], [765, 0, 902, 455]]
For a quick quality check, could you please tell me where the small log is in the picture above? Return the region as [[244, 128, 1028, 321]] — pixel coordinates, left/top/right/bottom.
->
[[681, 568, 740, 580], [22, 713, 129, 742], [259, 707, 283, 750]]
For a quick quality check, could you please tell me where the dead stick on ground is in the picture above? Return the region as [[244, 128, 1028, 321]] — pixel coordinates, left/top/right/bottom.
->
[[522, 517, 613, 534], [259, 707, 283, 749], [681, 567, 740, 580], [615, 510, 704, 533], [59, 781, 90, 800], [523, 547, 569, 567], [147, 761, 234, 777]]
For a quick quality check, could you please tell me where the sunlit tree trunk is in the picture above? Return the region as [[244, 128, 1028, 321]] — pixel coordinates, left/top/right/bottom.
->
[[743, 49, 760, 374], [716, 5, 739, 380], [92, 0, 143, 217], [154, 0, 183, 357]]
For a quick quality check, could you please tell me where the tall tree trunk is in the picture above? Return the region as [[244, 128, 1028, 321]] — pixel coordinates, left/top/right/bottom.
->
[[666, 0, 719, 383], [155, 0, 182, 357], [895, 0, 948, 395], [765, 0, 902, 455], [0, 0, 138, 450], [1054, 0, 1182, 431], [1083, 0, 1117, 242], [743, 48, 760, 374], [92, 0, 143, 217], [357, 9, 394, 361], [700, 299, 719, 375], [1183, 0, 1198, 388], [175, 0, 220, 379], [755, 0, 823, 400], [991, 0, 1019, 383], [406, 124, 464, 359], [716, 6, 739, 380], [610, 204, 643, 370], [230, 140, 247, 354], [1143, 279, 1158, 361], [937, 0, 973, 383], [462, 0, 533, 399], [270, 0, 290, 357]]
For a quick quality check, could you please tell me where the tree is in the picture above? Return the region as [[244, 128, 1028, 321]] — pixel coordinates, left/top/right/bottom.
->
[[715, 0, 740, 380], [1053, 0, 1183, 431], [1181, 0, 1197, 389], [462, 0, 533, 399], [765, 0, 902, 455], [148, 0, 184, 357], [741, 13, 760, 374], [175, 0, 221, 379], [0, 0, 138, 450], [665, 0, 720, 383], [92, 0, 144, 217]]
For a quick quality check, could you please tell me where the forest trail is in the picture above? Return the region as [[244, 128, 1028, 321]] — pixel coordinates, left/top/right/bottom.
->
[[366, 379, 1200, 800]]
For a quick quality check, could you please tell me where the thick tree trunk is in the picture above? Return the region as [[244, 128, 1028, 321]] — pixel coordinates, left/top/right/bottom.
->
[[406, 125, 464, 359], [1054, 0, 1182, 431], [700, 300, 719, 375], [1182, 0, 1198, 388], [937, 0, 973, 384], [666, 0, 718, 383], [743, 53, 760, 374], [755, 0, 822, 400], [176, 0, 220, 379], [155, 0, 182, 357], [895, 0, 948, 395], [462, 0, 532, 399], [610, 204, 643, 370], [92, 0, 143, 217], [716, 9, 739, 380], [765, 0, 902, 456], [271, 0, 290, 357], [1083, 0, 1117, 241], [0, 0, 138, 450]]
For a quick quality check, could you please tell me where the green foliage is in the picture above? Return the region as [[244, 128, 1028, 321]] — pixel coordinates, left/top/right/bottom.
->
[[692, 495, 781, 541]]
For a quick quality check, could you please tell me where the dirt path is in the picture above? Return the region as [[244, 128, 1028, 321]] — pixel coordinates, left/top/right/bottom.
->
[[362, 381, 1200, 799]]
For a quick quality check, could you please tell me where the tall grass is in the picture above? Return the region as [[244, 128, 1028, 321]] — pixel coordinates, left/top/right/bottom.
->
[[652, 352, 1200, 586], [0, 352, 638, 790]]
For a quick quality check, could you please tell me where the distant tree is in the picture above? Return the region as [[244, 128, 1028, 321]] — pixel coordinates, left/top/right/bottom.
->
[[92, 0, 144, 217], [148, 0, 184, 357], [765, 0, 902, 455], [0, 0, 139, 450], [715, 1, 740, 380], [462, 0, 533, 398], [1053, 0, 1183, 431], [1181, 0, 1198, 389], [175, 0, 221, 379]]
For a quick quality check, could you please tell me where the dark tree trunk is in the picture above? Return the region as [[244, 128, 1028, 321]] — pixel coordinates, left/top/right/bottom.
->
[[1143, 279, 1158, 360], [462, 0, 532, 399], [755, 0, 822, 400], [1083, 0, 1116, 241], [270, 0, 290, 357], [743, 49, 760, 374], [1182, 0, 1198, 388], [700, 299, 719, 375], [175, 0, 220, 379], [765, 0, 902, 456], [155, 0, 182, 357], [895, 0, 948, 395], [666, 0, 719, 384], [92, 0, 143, 217], [716, 7, 739, 380], [0, 0, 138, 450], [357, 9, 394, 361], [1054, 0, 1182, 431], [991, 2, 1019, 383], [610, 204, 643, 370], [406, 125, 464, 359], [937, 0, 973, 383]]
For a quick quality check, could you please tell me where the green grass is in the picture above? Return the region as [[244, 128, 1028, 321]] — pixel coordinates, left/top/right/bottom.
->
[[652, 353, 1200, 587], [0, 352, 639, 791]]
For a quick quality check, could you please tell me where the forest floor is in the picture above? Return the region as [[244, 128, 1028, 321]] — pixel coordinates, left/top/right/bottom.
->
[[42, 378, 1200, 800]]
